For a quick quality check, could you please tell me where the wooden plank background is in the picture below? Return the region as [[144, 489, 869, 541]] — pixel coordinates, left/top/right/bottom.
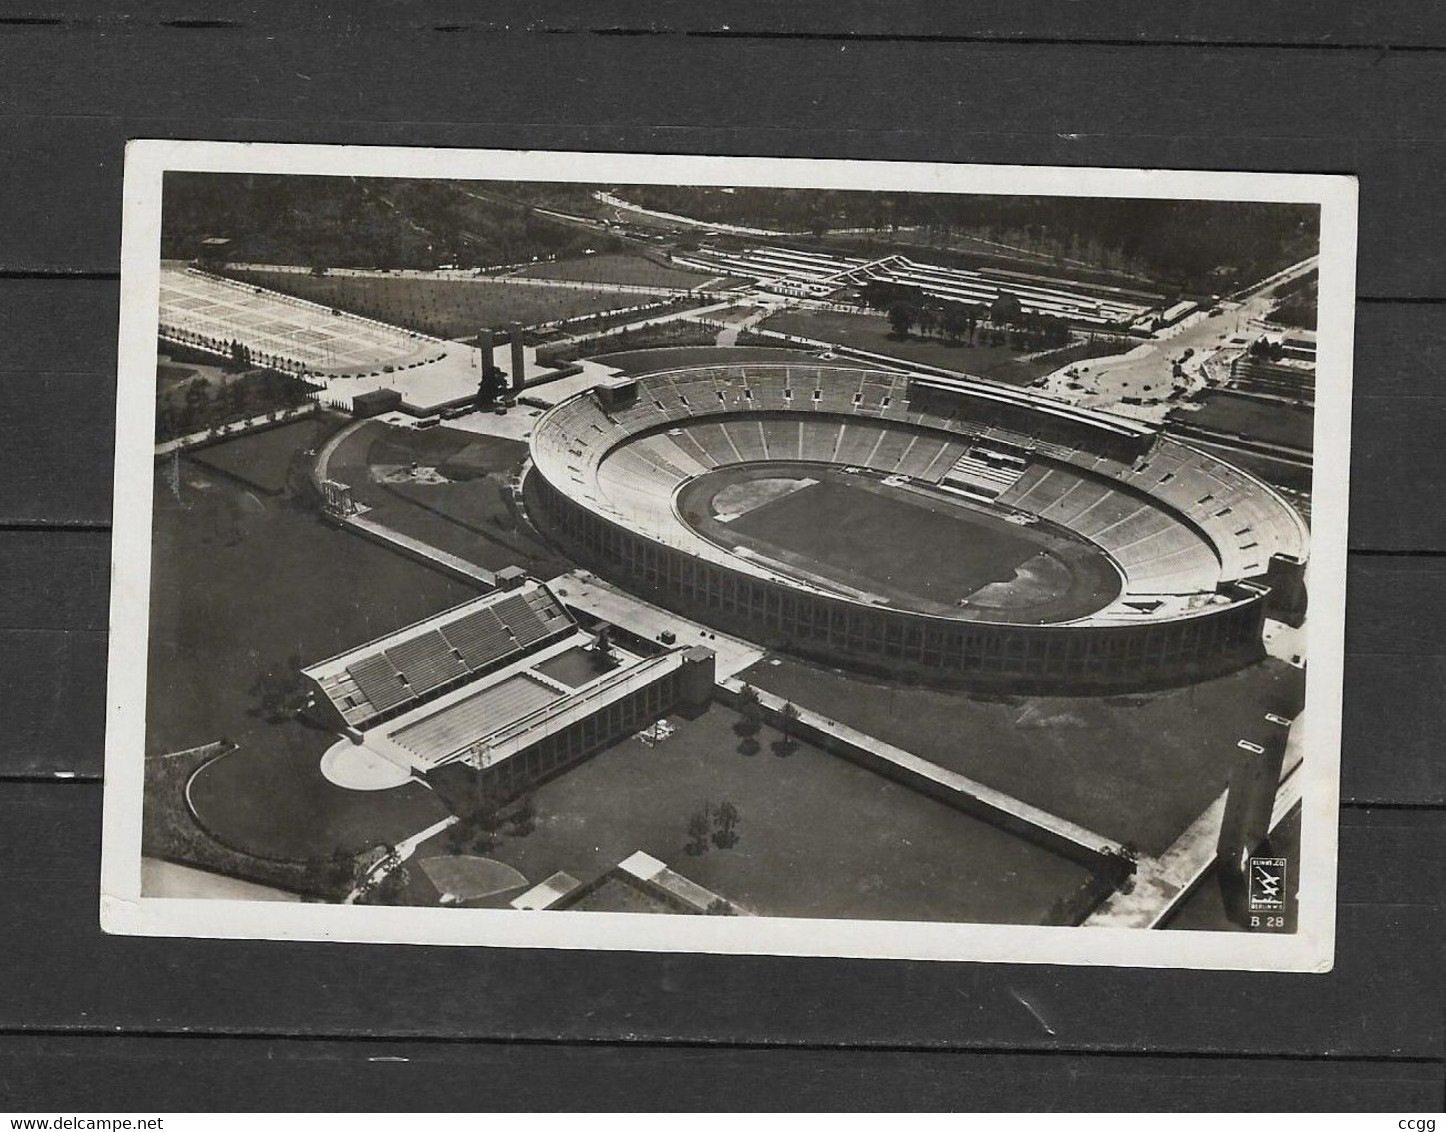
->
[[1, 5, 1442, 1111]]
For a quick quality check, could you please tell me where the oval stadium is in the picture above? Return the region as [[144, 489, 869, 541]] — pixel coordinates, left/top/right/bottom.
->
[[526, 362, 1309, 690]]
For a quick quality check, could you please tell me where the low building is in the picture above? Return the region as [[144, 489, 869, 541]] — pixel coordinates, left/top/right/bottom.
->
[[352, 388, 403, 418], [301, 580, 716, 798]]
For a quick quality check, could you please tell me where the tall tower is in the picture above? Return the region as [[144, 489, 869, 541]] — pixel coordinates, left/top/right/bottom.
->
[[477, 327, 495, 374], [1216, 712, 1292, 876], [508, 322, 527, 395]]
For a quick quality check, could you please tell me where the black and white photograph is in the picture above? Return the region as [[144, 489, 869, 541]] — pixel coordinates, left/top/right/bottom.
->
[[100, 143, 1355, 970]]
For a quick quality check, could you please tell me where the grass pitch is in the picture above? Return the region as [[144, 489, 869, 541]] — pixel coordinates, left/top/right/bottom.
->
[[511, 252, 714, 289], [680, 466, 1119, 622], [742, 654, 1306, 857], [729, 477, 1039, 602], [761, 308, 1127, 384], [228, 268, 652, 338], [449, 702, 1089, 924]]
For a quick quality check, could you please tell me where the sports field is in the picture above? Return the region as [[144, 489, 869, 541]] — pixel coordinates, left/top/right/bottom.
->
[[228, 268, 652, 338], [444, 703, 1089, 923], [741, 654, 1306, 857], [736, 477, 1032, 594], [511, 252, 714, 289], [761, 309, 1127, 385], [679, 465, 1119, 622], [324, 422, 572, 577]]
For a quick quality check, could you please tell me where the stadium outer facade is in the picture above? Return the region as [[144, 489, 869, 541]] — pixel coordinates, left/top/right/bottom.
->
[[526, 362, 1310, 692]]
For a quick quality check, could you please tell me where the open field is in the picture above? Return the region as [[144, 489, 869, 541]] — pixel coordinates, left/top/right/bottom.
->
[[443, 702, 1089, 923], [227, 268, 651, 338], [761, 308, 1129, 384], [147, 442, 480, 757], [162, 264, 441, 373], [680, 466, 1119, 622], [731, 477, 1039, 597], [185, 728, 449, 861], [1172, 391, 1315, 452], [740, 654, 1306, 857], [188, 417, 333, 495], [511, 252, 715, 289], [325, 421, 571, 577]]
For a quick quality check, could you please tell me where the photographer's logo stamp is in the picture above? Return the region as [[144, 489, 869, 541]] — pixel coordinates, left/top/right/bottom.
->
[[1249, 857, 1287, 911]]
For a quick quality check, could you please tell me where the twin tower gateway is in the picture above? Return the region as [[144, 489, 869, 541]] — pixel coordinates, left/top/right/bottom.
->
[[477, 323, 527, 403]]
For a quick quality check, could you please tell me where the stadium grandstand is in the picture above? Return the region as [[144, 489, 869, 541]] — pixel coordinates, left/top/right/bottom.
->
[[526, 362, 1309, 690], [669, 244, 1159, 328], [302, 578, 717, 794]]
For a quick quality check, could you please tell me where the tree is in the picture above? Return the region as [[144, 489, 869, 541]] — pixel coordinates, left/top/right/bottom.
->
[[685, 808, 711, 856], [886, 300, 919, 338], [712, 800, 740, 849], [990, 291, 1024, 326], [477, 359, 507, 405], [735, 685, 762, 738], [182, 379, 211, 432], [358, 858, 411, 906], [224, 378, 249, 420], [773, 701, 801, 757], [940, 305, 970, 344]]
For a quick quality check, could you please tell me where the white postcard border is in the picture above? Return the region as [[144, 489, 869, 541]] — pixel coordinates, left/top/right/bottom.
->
[[101, 140, 1357, 972]]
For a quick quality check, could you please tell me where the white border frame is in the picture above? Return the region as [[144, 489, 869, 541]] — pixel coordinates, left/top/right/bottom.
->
[[102, 141, 1357, 971]]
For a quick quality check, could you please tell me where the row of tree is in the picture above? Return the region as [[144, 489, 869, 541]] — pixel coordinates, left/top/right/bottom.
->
[[163, 173, 621, 271], [859, 280, 1074, 352], [157, 367, 316, 442], [733, 684, 802, 758]]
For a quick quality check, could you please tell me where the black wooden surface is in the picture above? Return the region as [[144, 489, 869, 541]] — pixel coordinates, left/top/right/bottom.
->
[[1, 7, 1443, 1112]]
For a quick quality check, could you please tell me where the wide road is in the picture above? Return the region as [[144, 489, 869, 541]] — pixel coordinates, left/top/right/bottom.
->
[[1037, 255, 1319, 421]]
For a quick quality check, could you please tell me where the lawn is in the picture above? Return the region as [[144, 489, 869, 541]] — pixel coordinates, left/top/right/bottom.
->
[[188, 417, 334, 495], [185, 726, 449, 861], [147, 449, 481, 757], [226, 268, 651, 337], [761, 309, 1130, 385], [447, 702, 1090, 924], [511, 252, 715, 290], [323, 422, 572, 577], [680, 467, 1119, 622], [727, 478, 1039, 601], [1172, 391, 1315, 453], [739, 654, 1306, 857]]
